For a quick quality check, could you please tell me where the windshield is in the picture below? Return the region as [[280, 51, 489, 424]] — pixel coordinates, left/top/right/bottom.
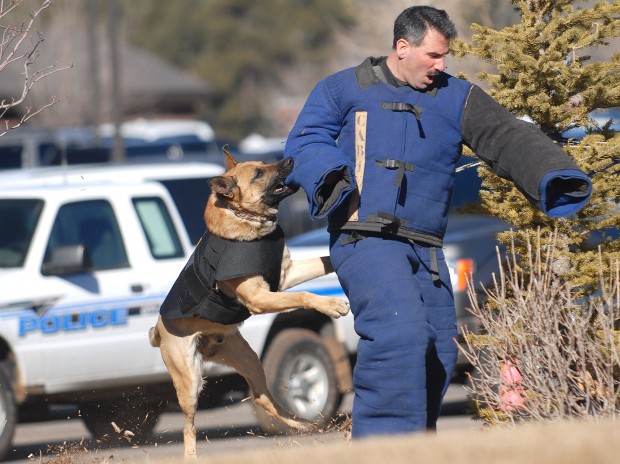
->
[[0, 199, 44, 268]]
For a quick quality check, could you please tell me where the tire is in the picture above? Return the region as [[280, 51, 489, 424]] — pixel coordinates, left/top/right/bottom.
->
[[80, 397, 164, 445], [0, 361, 17, 462], [255, 329, 342, 435]]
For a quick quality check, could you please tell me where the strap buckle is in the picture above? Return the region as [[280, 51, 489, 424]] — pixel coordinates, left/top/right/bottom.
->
[[367, 211, 408, 229], [376, 159, 415, 186]]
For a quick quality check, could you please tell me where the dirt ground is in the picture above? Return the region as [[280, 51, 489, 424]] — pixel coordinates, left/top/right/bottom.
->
[[39, 417, 619, 464], [187, 419, 618, 464]]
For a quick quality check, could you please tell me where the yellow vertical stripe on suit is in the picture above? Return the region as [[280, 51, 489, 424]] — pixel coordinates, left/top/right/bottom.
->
[[347, 111, 367, 222]]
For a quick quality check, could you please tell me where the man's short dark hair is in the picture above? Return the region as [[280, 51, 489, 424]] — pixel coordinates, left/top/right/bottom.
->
[[392, 6, 457, 49]]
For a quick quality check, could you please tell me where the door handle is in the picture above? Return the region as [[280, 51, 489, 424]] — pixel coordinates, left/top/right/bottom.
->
[[131, 284, 144, 293]]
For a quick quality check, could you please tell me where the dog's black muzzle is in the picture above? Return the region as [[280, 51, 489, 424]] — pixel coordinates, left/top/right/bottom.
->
[[277, 156, 294, 178], [265, 157, 298, 205]]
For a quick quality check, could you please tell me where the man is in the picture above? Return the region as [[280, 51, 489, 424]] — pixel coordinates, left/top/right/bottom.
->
[[284, 6, 591, 438]]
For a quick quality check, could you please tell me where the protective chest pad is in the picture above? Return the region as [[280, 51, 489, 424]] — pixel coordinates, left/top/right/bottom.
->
[[160, 226, 285, 324]]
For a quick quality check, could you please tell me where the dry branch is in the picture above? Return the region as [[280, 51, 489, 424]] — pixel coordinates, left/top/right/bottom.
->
[[461, 230, 620, 425], [0, 0, 70, 135]]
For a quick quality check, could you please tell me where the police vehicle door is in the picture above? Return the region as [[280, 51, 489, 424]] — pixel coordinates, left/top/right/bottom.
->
[[29, 198, 168, 387]]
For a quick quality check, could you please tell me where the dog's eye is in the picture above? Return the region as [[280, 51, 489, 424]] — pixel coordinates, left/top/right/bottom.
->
[[253, 169, 264, 181]]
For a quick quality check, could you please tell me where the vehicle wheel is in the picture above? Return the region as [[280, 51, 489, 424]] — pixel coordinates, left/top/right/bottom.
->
[[80, 397, 164, 445], [255, 329, 342, 435], [0, 361, 17, 461]]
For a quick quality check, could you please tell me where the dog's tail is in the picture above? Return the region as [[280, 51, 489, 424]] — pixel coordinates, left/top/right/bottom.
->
[[149, 325, 161, 347]]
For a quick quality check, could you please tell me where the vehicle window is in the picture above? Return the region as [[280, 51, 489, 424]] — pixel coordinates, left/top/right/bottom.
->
[[44, 200, 128, 270], [157, 178, 211, 244], [0, 199, 44, 268], [0, 145, 23, 169], [133, 197, 184, 259], [40, 145, 111, 166]]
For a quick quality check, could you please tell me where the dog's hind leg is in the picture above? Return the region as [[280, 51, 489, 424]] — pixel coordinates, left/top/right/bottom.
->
[[207, 330, 315, 433], [160, 333, 204, 459]]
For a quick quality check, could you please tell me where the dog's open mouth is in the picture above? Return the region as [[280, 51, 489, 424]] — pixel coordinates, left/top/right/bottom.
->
[[266, 180, 298, 205], [273, 181, 291, 195]]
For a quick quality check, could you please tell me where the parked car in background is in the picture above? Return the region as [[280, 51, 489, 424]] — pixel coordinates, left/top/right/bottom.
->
[[0, 119, 221, 170], [234, 134, 287, 164], [98, 118, 221, 162], [0, 126, 101, 170]]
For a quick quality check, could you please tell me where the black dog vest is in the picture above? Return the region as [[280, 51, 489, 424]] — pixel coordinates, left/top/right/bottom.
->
[[160, 226, 285, 325]]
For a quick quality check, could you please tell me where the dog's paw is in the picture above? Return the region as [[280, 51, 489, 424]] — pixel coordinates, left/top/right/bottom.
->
[[334, 299, 350, 317], [318, 297, 350, 318]]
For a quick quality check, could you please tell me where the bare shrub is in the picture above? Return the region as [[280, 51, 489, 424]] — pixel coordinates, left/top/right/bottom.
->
[[0, 0, 70, 135], [461, 229, 620, 425]]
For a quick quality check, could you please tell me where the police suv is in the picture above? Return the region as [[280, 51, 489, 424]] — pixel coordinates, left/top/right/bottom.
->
[[0, 162, 354, 459]]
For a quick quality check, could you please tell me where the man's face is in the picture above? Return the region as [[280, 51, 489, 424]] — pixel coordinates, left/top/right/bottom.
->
[[397, 28, 450, 89]]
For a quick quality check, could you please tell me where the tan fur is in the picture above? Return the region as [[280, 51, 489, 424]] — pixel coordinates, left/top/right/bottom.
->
[[150, 148, 349, 459]]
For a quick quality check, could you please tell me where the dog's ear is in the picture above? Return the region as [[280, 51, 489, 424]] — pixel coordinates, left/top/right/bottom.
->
[[222, 145, 237, 171], [209, 176, 236, 199]]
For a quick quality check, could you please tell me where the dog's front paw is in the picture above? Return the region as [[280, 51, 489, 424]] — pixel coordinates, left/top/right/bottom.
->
[[334, 299, 350, 317], [316, 297, 350, 318]]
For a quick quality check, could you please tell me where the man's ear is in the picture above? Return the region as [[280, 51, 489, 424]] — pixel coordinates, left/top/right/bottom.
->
[[209, 176, 236, 199], [222, 145, 237, 171], [396, 38, 410, 59]]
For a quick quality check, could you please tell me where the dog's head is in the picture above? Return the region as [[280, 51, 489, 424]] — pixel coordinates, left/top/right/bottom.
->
[[205, 146, 298, 238]]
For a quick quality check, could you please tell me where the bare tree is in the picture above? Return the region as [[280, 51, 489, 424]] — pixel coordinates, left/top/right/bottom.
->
[[0, 0, 70, 136]]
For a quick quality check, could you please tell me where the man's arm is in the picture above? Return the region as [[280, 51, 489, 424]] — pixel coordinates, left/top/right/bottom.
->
[[284, 79, 356, 219], [461, 85, 591, 217]]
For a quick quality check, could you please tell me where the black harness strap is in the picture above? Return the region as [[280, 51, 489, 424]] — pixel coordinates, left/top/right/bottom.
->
[[340, 231, 367, 245], [376, 159, 415, 186], [428, 246, 440, 283], [339, 230, 441, 284], [352, 211, 440, 283], [366, 211, 408, 229], [381, 101, 425, 138], [364, 211, 409, 236], [381, 102, 423, 120]]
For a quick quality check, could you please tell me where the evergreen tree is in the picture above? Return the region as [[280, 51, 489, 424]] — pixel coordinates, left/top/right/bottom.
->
[[452, 0, 620, 291]]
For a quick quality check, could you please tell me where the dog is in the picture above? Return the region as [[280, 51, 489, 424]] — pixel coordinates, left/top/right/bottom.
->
[[149, 147, 349, 458]]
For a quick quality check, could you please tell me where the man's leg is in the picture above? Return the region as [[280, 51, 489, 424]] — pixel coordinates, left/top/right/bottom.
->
[[413, 245, 458, 429], [331, 237, 436, 437]]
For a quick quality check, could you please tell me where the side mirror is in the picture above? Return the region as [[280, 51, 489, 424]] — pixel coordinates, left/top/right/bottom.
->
[[42, 244, 92, 276]]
